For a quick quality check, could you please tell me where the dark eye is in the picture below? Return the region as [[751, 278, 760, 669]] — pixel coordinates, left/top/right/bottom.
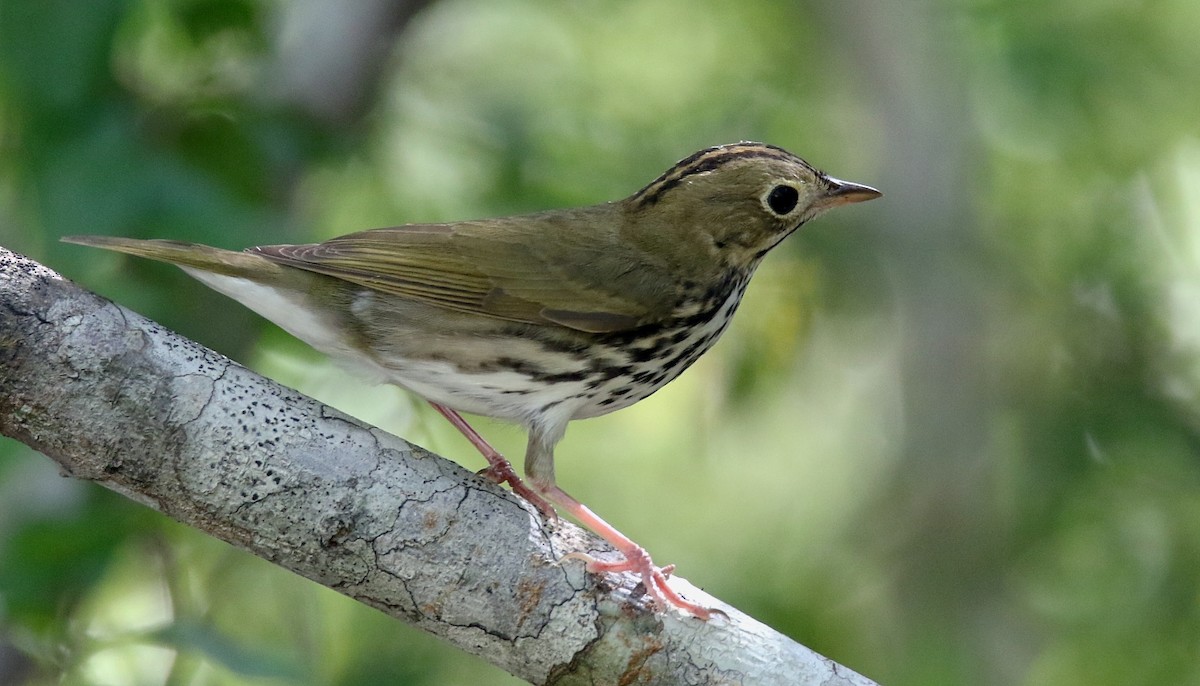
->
[[765, 185, 799, 215]]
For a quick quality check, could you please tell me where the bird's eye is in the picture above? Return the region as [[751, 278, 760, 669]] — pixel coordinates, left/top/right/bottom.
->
[[765, 184, 799, 216]]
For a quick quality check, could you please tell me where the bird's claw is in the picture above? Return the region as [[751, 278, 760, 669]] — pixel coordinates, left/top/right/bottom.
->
[[558, 548, 720, 620], [476, 462, 557, 520]]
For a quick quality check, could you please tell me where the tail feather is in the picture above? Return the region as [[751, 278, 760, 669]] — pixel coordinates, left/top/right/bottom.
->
[[62, 235, 353, 355], [61, 236, 288, 282]]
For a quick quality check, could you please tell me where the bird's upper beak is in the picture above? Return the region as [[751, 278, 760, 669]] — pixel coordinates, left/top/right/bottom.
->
[[817, 175, 883, 209]]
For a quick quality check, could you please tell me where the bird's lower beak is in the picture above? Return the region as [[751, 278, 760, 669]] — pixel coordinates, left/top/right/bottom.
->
[[818, 176, 883, 208]]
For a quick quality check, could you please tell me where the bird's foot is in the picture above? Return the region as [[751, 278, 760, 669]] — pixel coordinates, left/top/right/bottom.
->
[[428, 402, 557, 520], [544, 485, 722, 620], [476, 460, 557, 520], [561, 547, 721, 620]]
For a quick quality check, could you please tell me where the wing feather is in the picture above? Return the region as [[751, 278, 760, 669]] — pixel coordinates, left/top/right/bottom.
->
[[248, 213, 679, 333]]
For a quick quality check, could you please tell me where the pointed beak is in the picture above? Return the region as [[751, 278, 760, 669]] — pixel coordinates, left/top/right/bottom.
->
[[817, 175, 882, 208]]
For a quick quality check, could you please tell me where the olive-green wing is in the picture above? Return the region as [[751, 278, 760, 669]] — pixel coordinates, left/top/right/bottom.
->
[[249, 214, 677, 333]]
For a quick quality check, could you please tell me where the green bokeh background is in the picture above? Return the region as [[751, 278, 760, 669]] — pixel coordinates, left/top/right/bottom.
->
[[3, 1, 1199, 684]]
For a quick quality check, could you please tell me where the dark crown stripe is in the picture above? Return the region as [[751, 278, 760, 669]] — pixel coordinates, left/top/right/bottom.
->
[[630, 143, 808, 208]]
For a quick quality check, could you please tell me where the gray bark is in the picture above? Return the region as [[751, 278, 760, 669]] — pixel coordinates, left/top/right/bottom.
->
[[0, 246, 879, 686]]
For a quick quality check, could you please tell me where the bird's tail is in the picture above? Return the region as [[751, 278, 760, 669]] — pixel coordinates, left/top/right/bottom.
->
[[61, 236, 287, 281], [62, 235, 351, 356]]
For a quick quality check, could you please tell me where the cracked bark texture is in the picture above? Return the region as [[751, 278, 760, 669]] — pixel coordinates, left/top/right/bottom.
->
[[0, 246, 879, 686]]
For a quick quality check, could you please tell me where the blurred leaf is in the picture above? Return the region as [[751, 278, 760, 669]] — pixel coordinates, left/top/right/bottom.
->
[[0, 0, 126, 114], [144, 620, 307, 681], [0, 488, 154, 631]]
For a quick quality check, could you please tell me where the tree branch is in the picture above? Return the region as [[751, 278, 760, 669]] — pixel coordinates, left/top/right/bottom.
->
[[0, 246, 879, 686]]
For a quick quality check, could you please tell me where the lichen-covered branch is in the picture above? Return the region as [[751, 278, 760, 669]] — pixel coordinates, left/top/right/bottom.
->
[[0, 246, 879, 686]]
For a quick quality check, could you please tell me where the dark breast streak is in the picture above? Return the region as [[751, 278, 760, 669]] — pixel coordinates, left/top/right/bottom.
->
[[563, 270, 753, 418]]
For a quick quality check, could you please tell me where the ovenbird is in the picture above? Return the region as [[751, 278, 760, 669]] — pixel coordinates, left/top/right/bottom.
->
[[64, 142, 880, 618]]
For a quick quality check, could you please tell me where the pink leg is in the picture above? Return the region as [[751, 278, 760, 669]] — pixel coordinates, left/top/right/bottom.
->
[[428, 402, 557, 519], [544, 484, 720, 619]]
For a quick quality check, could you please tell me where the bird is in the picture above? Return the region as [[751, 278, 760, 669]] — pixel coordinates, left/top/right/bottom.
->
[[64, 142, 880, 618]]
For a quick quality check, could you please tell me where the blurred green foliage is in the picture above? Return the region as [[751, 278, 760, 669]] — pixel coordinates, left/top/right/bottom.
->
[[2, 0, 1199, 684]]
